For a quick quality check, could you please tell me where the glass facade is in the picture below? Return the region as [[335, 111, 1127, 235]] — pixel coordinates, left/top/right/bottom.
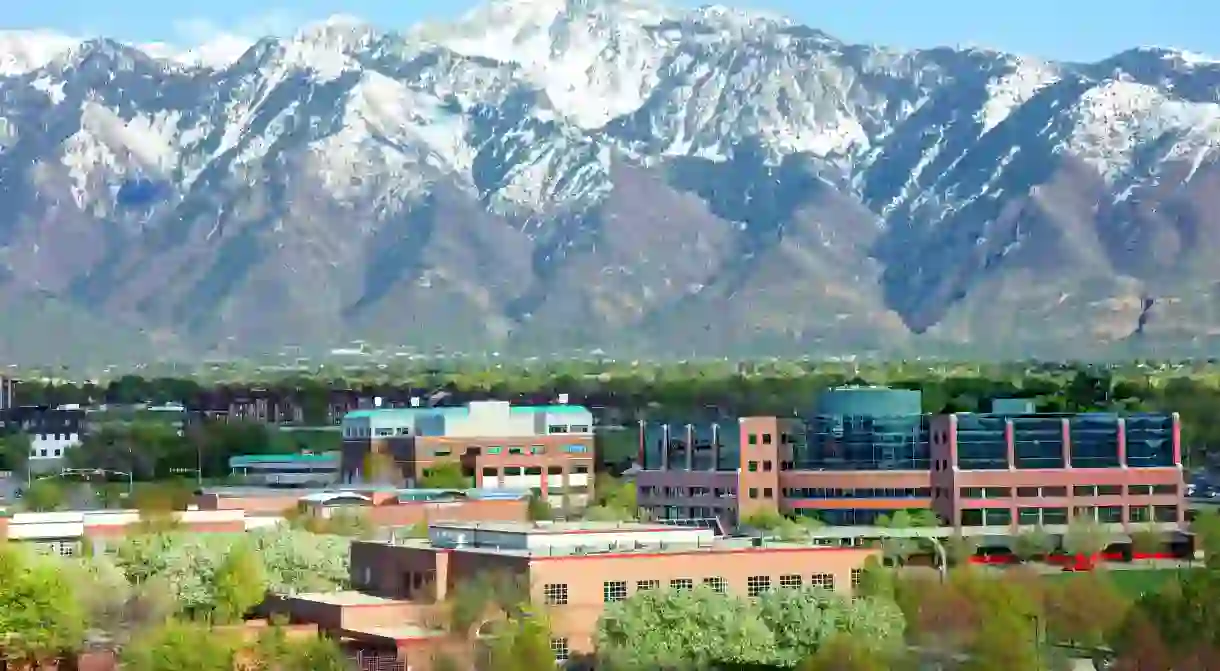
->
[[793, 507, 914, 526], [1070, 414, 1121, 468], [1126, 414, 1175, 467], [955, 414, 1008, 470], [1012, 416, 1065, 469], [640, 421, 737, 471], [794, 414, 930, 470]]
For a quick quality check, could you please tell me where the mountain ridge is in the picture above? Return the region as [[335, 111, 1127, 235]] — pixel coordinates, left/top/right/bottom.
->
[[2, 0, 1220, 364]]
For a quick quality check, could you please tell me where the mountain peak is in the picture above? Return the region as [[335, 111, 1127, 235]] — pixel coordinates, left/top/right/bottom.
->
[[0, 30, 80, 75]]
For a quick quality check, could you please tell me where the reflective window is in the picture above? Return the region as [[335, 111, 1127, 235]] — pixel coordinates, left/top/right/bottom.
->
[[795, 414, 929, 471], [955, 414, 1008, 470], [1012, 416, 1065, 469], [1070, 414, 1120, 468], [1126, 414, 1174, 467]]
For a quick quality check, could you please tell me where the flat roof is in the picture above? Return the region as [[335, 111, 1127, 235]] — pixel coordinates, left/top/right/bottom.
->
[[382, 534, 862, 559], [430, 520, 680, 535], [289, 591, 405, 607], [341, 624, 444, 642]]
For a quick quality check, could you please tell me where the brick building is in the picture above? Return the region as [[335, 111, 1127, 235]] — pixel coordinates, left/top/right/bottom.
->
[[271, 521, 877, 668], [635, 387, 1185, 534], [340, 402, 595, 506]]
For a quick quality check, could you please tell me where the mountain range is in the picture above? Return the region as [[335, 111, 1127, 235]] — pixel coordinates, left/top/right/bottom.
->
[[2, 0, 1220, 365]]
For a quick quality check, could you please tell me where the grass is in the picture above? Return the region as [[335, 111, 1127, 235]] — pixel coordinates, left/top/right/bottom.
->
[[1042, 567, 1187, 598]]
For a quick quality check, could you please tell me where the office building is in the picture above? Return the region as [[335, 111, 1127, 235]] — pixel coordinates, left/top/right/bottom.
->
[[228, 452, 342, 487], [635, 387, 1184, 530], [270, 520, 877, 667], [0, 406, 85, 463], [339, 401, 595, 506]]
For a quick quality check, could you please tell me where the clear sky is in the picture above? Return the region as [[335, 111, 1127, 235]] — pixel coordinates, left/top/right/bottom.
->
[[5, 0, 1219, 63]]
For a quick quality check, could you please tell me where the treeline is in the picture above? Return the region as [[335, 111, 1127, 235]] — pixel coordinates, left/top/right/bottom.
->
[[8, 364, 1220, 462]]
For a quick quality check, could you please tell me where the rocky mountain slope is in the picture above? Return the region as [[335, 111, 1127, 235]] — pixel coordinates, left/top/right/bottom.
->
[[2, 0, 1220, 363]]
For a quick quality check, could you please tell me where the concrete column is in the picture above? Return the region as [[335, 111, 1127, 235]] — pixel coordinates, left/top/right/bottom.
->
[[638, 419, 647, 469], [661, 423, 670, 471], [1116, 417, 1127, 468], [685, 424, 695, 471], [711, 423, 721, 471], [1061, 418, 1072, 469], [1172, 412, 1182, 467], [1005, 419, 1016, 470]]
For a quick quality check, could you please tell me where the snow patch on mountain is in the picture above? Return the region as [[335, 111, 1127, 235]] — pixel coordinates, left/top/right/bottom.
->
[[977, 59, 1059, 133], [0, 31, 79, 76], [1064, 80, 1220, 182]]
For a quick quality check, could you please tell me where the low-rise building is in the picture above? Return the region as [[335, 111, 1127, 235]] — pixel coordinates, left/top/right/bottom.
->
[[340, 401, 595, 507], [228, 452, 341, 486], [270, 521, 878, 667], [0, 508, 251, 555], [195, 486, 533, 527]]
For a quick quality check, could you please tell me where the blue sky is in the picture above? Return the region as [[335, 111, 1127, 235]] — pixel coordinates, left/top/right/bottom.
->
[[6, 0, 1219, 63]]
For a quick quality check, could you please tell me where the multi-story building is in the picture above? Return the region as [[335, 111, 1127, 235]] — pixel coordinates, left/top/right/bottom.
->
[[635, 387, 1185, 531], [227, 452, 342, 487], [270, 520, 877, 667], [0, 406, 85, 464], [339, 401, 595, 506]]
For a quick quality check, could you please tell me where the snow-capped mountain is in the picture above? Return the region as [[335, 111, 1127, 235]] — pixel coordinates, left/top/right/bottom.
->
[[2, 0, 1220, 364]]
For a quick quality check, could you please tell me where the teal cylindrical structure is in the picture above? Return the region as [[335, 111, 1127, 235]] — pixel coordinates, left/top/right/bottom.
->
[[814, 387, 923, 417]]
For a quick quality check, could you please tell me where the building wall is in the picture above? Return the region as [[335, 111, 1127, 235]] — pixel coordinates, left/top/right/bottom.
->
[[528, 547, 878, 653], [930, 413, 1185, 528], [736, 417, 782, 521]]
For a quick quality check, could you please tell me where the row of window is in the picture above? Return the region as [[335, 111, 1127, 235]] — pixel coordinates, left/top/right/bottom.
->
[[956, 484, 1178, 499], [783, 487, 932, 499], [546, 424, 591, 434], [960, 504, 1180, 526], [639, 486, 738, 498], [542, 571, 852, 606], [477, 465, 591, 477]]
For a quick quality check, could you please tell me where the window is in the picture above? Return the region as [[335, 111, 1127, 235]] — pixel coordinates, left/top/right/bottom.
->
[[1073, 485, 1096, 497], [509, 447, 524, 454], [811, 573, 835, 590], [763, 488, 773, 498], [487, 446, 502, 454], [550, 637, 569, 662], [604, 581, 628, 602], [763, 461, 773, 472], [565, 444, 588, 453], [636, 579, 660, 591], [571, 425, 590, 433], [548, 424, 566, 434], [748, 433, 758, 445], [748, 461, 758, 472], [1152, 484, 1178, 495], [749, 488, 759, 499], [762, 433, 773, 445], [1016, 486, 1040, 497], [851, 569, 863, 589], [543, 583, 568, 605], [670, 578, 694, 591], [482, 467, 498, 477], [779, 574, 802, 589], [703, 577, 727, 593], [746, 575, 771, 597], [530, 445, 545, 454]]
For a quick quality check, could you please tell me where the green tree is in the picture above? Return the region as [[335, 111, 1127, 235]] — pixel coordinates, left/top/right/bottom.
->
[[527, 493, 553, 521], [1063, 516, 1110, 559], [754, 588, 906, 666], [597, 586, 778, 670], [1042, 571, 1130, 647], [420, 461, 471, 489], [23, 477, 67, 512], [0, 432, 31, 473], [0, 545, 87, 666], [799, 633, 895, 671], [1129, 526, 1164, 563], [212, 540, 268, 624], [485, 607, 556, 671], [121, 620, 237, 671], [1013, 527, 1055, 563]]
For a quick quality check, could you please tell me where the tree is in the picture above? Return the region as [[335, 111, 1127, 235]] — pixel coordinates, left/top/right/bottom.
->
[[121, 620, 237, 671], [527, 493, 553, 521], [362, 451, 400, 485], [22, 477, 67, 512], [945, 532, 979, 567], [1129, 526, 1164, 563], [1013, 527, 1055, 563], [754, 588, 905, 666], [0, 432, 31, 473], [1190, 509, 1220, 560], [597, 586, 778, 670], [1043, 572, 1130, 647], [484, 607, 556, 671], [212, 540, 268, 624], [0, 546, 87, 666], [1063, 516, 1110, 559], [799, 633, 895, 671], [420, 461, 471, 489]]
